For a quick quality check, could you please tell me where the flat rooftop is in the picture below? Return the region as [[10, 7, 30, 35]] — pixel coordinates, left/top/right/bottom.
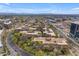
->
[[71, 21, 79, 25], [33, 37, 68, 45]]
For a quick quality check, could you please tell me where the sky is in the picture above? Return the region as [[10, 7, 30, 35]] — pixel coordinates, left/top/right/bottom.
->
[[0, 3, 79, 14]]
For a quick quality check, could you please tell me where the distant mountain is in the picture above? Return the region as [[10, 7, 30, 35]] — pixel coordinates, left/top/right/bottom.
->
[[0, 13, 79, 16]]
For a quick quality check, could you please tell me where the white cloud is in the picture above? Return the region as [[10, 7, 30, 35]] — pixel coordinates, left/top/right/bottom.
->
[[0, 4, 61, 14], [0, 7, 57, 14], [72, 7, 79, 10], [4, 3, 10, 5], [0, 5, 9, 9], [0, 4, 60, 14]]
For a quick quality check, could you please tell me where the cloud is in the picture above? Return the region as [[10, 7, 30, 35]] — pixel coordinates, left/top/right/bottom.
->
[[10, 8, 56, 13], [0, 3, 58, 13], [4, 3, 10, 5], [0, 4, 9, 9], [72, 7, 79, 10], [0, 6, 57, 14], [0, 4, 62, 14]]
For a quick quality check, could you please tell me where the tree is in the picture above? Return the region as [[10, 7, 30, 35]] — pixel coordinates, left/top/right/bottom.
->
[[12, 32, 22, 44], [34, 41, 43, 46], [60, 48, 69, 55], [48, 52, 55, 56], [18, 41, 23, 47], [35, 50, 45, 56], [12, 35, 18, 44], [37, 25, 44, 36]]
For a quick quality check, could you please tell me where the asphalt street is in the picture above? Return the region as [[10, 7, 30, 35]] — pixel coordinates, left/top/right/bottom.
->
[[7, 32, 32, 56]]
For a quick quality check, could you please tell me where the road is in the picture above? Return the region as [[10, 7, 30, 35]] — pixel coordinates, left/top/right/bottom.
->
[[3, 24, 32, 56], [5, 21, 79, 56], [51, 23, 79, 55], [52, 23, 79, 46], [6, 32, 18, 56], [6, 31, 32, 56]]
